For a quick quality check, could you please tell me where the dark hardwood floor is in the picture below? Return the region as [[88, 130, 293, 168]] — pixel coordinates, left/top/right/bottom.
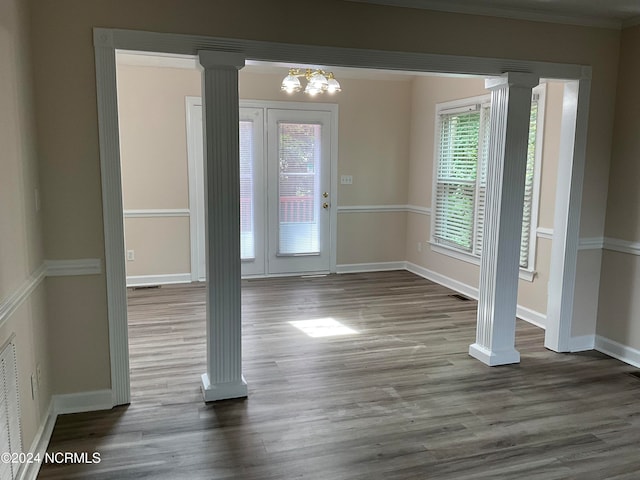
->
[[38, 271, 640, 479]]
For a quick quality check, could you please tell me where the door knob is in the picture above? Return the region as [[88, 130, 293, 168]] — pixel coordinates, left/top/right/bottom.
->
[[322, 202, 329, 209]]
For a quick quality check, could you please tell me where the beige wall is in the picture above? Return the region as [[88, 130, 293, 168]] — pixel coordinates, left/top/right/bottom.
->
[[405, 76, 564, 315], [0, 0, 51, 453], [117, 65, 412, 275], [124, 217, 191, 276], [240, 71, 412, 264], [597, 25, 640, 350], [117, 64, 199, 277], [28, 0, 621, 395]]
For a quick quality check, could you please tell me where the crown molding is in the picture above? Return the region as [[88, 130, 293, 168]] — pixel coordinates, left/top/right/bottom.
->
[[346, 0, 624, 30]]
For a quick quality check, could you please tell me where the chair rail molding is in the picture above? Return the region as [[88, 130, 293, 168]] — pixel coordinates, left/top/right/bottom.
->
[[123, 209, 190, 218]]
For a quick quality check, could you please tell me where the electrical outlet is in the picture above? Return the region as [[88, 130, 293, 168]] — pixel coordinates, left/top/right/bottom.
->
[[36, 364, 42, 386], [127, 250, 135, 261], [340, 175, 353, 185], [35, 189, 41, 212], [417, 242, 422, 253]]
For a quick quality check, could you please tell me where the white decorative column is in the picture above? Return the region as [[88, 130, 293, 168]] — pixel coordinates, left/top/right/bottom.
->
[[198, 51, 248, 401], [469, 72, 539, 366]]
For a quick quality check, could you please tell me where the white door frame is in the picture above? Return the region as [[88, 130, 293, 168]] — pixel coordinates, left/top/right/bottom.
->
[[95, 28, 591, 406], [186, 98, 339, 279], [185, 96, 205, 282]]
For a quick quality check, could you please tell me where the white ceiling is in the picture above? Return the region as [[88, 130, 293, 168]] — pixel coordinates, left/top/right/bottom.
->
[[347, 0, 640, 28]]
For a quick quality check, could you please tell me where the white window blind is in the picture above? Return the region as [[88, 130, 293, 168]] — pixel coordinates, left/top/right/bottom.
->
[[434, 91, 542, 270], [433, 106, 483, 252], [0, 340, 22, 480], [277, 122, 321, 256], [239, 120, 255, 260], [519, 95, 539, 268]]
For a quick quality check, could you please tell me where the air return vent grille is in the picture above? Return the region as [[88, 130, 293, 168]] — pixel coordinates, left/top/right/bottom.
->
[[0, 338, 22, 480]]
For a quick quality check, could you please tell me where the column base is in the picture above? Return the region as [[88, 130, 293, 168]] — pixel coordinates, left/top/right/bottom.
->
[[469, 343, 520, 366], [201, 373, 248, 402]]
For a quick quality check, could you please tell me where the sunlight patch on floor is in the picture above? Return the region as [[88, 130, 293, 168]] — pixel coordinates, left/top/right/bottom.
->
[[289, 317, 359, 338]]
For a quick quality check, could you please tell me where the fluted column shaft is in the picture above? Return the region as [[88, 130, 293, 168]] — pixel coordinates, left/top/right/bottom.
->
[[198, 51, 248, 401], [469, 72, 539, 366]]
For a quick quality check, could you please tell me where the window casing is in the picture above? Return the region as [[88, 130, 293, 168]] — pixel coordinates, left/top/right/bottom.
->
[[431, 85, 545, 277]]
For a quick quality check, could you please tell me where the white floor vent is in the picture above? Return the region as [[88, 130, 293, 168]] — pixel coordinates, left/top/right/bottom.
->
[[0, 338, 22, 480]]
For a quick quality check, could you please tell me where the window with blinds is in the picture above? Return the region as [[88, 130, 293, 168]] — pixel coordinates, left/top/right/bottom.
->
[[0, 339, 22, 480], [277, 122, 321, 256], [433, 89, 542, 271], [433, 105, 485, 252], [239, 120, 255, 260]]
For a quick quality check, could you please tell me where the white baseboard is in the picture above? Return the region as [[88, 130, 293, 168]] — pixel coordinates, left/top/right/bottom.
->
[[336, 262, 406, 274], [405, 261, 547, 330], [18, 390, 114, 479], [405, 261, 478, 299], [516, 305, 547, 330], [569, 334, 595, 352], [53, 389, 114, 415], [595, 335, 640, 368], [126, 273, 192, 287], [17, 400, 56, 480]]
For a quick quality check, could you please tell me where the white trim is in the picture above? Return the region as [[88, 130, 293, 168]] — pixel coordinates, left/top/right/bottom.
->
[[336, 261, 405, 274], [405, 261, 546, 328], [603, 237, 640, 256], [337, 204, 408, 213], [94, 27, 590, 405], [185, 95, 203, 282], [52, 389, 114, 415], [578, 236, 605, 251], [569, 334, 595, 352], [95, 35, 132, 406], [406, 205, 431, 215], [16, 400, 55, 480], [429, 244, 536, 282], [345, 0, 624, 30], [0, 264, 47, 331], [46, 258, 102, 277], [17, 390, 115, 479], [123, 209, 190, 218], [515, 305, 546, 330], [595, 335, 640, 369], [126, 273, 192, 287], [201, 374, 248, 402], [336, 204, 432, 215], [97, 29, 589, 80], [545, 79, 592, 353], [469, 343, 520, 366], [525, 83, 547, 273], [430, 243, 481, 266], [536, 227, 554, 240], [406, 261, 478, 298]]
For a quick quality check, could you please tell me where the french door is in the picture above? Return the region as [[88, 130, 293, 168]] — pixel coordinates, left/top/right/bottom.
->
[[187, 99, 335, 278], [266, 108, 332, 274]]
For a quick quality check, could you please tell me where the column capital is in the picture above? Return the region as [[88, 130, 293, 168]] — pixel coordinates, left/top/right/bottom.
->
[[198, 50, 245, 70], [485, 72, 539, 91]]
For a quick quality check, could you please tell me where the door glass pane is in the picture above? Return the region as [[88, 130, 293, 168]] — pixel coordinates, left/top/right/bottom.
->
[[278, 122, 321, 255], [240, 120, 254, 260]]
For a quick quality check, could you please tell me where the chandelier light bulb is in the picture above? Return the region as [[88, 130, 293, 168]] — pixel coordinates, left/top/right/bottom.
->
[[326, 74, 341, 94], [281, 71, 302, 94]]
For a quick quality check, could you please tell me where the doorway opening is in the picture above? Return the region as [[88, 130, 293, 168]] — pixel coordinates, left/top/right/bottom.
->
[[100, 31, 588, 405]]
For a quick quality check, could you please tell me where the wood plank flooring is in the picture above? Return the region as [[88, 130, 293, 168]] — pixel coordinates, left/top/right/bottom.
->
[[38, 271, 640, 479]]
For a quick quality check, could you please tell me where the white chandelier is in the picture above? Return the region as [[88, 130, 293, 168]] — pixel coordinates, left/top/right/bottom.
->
[[281, 68, 342, 95]]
